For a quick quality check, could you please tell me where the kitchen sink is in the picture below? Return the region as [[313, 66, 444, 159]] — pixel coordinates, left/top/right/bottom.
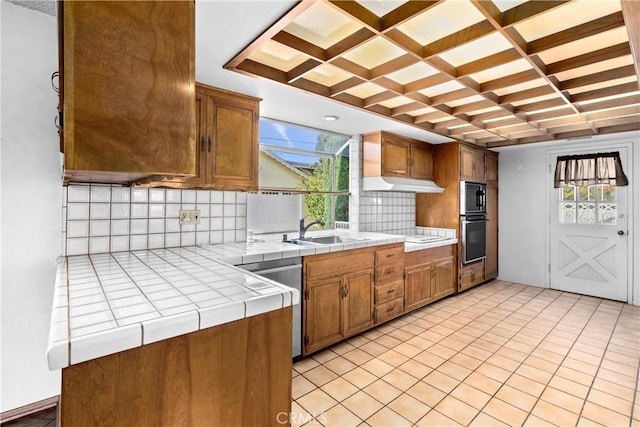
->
[[284, 235, 369, 246]]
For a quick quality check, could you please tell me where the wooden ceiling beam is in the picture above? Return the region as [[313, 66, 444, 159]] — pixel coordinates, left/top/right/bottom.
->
[[329, 77, 365, 97], [289, 78, 331, 97], [370, 54, 418, 79], [380, 1, 441, 30], [501, 1, 571, 27], [391, 102, 428, 117], [372, 76, 405, 95], [479, 69, 540, 93], [363, 91, 397, 107], [413, 111, 446, 124], [236, 59, 288, 84], [527, 11, 626, 54], [591, 115, 640, 129], [559, 64, 636, 91], [325, 27, 377, 60], [287, 59, 322, 83], [499, 85, 556, 105], [433, 118, 467, 130], [570, 81, 639, 103], [546, 43, 631, 75], [452, 99, 495, 115], [579, 94, 640, 113], [527, 106, 575, 122], [403, 73, 451, 93], [514, 97, 566, 113], [272, 31, 326, 61], [422, 21, 497, 58], [430, 88, 478, 105], [585, 105, 640, 121], [621, 0, 640, 91], [327, 1, 380, 31], [329, 57, 370, 80], [456, 49, 522, 77]]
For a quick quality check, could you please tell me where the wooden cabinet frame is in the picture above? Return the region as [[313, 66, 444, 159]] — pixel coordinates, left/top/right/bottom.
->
[[404, 245, 456, 312]]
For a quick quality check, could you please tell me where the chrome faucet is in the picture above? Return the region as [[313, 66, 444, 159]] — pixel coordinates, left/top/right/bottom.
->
[[299, 215, 325, 239]]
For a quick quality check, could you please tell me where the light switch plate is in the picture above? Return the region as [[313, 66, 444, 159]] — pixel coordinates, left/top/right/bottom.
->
[[179, 210, 201, 225]]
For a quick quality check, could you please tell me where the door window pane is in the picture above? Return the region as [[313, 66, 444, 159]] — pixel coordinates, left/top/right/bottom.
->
[[558, 184, 616, 225]]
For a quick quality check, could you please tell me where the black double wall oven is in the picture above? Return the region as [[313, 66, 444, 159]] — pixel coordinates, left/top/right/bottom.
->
[[460, 181, 488, 265]]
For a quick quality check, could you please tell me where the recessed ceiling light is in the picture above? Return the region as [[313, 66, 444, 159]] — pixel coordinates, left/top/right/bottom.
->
[[322, 115, 339, 121]]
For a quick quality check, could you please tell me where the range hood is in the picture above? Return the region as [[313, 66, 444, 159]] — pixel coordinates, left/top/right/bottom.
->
[[362, 176, 444, 193]]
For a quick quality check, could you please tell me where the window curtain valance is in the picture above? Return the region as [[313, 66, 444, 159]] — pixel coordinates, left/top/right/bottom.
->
[[554, 151, 628, 188]]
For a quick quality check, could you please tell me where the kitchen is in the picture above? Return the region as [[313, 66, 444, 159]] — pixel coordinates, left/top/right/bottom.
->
[[2, 0, 639, 426]]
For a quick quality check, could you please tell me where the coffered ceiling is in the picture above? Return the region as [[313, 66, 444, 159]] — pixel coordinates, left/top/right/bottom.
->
[[225, 0, 640, 148]]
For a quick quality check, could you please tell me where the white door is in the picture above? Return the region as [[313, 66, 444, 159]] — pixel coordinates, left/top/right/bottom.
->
[[549, 149, 629, 301]]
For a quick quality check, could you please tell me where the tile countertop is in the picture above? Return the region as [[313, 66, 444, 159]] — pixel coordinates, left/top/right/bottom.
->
[[46, 232, 398, 370], [47, 231, 456, 370]]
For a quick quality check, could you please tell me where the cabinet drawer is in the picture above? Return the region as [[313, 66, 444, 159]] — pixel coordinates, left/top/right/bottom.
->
[[374, 279, 404, 304], [375, 264, 403, 283], [375, 298, 404, 324], [375, 244, 404, 266], [459, 261, 485, 290], [304, 248, 374, 282]]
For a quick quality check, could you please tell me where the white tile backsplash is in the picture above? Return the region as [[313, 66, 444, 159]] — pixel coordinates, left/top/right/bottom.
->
[[64, 185, 248, 255]]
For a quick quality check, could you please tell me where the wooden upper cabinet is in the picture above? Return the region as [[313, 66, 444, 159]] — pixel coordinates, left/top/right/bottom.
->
[[459, 145, 485, 182], [410, 143, 434, 180], [61, 1, 196, 184], [137, 84, 260, 191], [362, 131, 434, 180], [485, 151, 499, 185], [204, 85, 259, 191], [382, 135, 410, 176]]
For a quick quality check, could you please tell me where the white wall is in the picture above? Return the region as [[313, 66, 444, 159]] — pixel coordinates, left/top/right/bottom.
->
[[1, 2, 62, 412], [497, 132, 639, 305]]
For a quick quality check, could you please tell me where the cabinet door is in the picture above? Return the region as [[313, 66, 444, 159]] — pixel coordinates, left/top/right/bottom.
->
[[485, 185, 498, 279], [304, 278, 343, 355], [208, 94, 259, 190], [460, 147, 485, 182], [343, 270, 374, 337], [404, 263, 432, 312], [410, 143, 433, 180], [485, 152, 499, 185], [381, 136, 410, 177], [62, 1, 195, 183], [432, 256, 456, 300]]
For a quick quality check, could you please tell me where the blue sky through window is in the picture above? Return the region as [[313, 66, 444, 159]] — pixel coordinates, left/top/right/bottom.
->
[[259, 119, 347, 166]]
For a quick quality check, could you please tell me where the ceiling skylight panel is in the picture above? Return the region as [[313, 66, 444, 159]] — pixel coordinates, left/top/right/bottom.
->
[[247, 40, 310, 72], [303, 64, 353, 87], [385, 62, 439, 85], [342, 37, 406, 69], [356, 0, 409, 17], [343, 81, 386, 99], [438, 32, 513, 67], [515, 0, 622, 42], [469, 59, 534, 84], [417, 80, 466, 98], [284, 2, 362, 49], [377, 96, 418, 109], [396, 0, 485, 46]]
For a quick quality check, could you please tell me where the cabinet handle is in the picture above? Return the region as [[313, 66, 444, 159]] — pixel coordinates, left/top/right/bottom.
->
[[386, 306, 394, 312], [387, 289, 395, 293], [207, 137, 212, 153]]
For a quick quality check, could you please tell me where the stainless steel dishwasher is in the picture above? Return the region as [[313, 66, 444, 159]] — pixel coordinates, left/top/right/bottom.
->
[[238, 257, 302, 358]]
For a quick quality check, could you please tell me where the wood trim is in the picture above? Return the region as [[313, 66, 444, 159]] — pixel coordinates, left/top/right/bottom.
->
[[0, 396, 59, 423]]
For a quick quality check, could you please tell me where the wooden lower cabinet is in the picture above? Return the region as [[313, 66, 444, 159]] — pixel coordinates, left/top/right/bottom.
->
[[60, 307, 292, 427], [374, 244, 404, 324], [404, 245, 456, 312], [305, 276, 343, 354], [303, 247, 375, 355], [343, 270, 375, 336]]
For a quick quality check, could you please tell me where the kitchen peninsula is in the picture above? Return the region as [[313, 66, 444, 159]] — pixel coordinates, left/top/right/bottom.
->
[[47, 230, 456, 425]]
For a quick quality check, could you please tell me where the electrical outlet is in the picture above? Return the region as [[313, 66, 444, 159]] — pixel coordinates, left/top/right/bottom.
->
[[179, 210, 201, 225]]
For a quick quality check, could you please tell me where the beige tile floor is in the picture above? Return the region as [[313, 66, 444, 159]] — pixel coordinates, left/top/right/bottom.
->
[[291, 281, 640, 427]]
